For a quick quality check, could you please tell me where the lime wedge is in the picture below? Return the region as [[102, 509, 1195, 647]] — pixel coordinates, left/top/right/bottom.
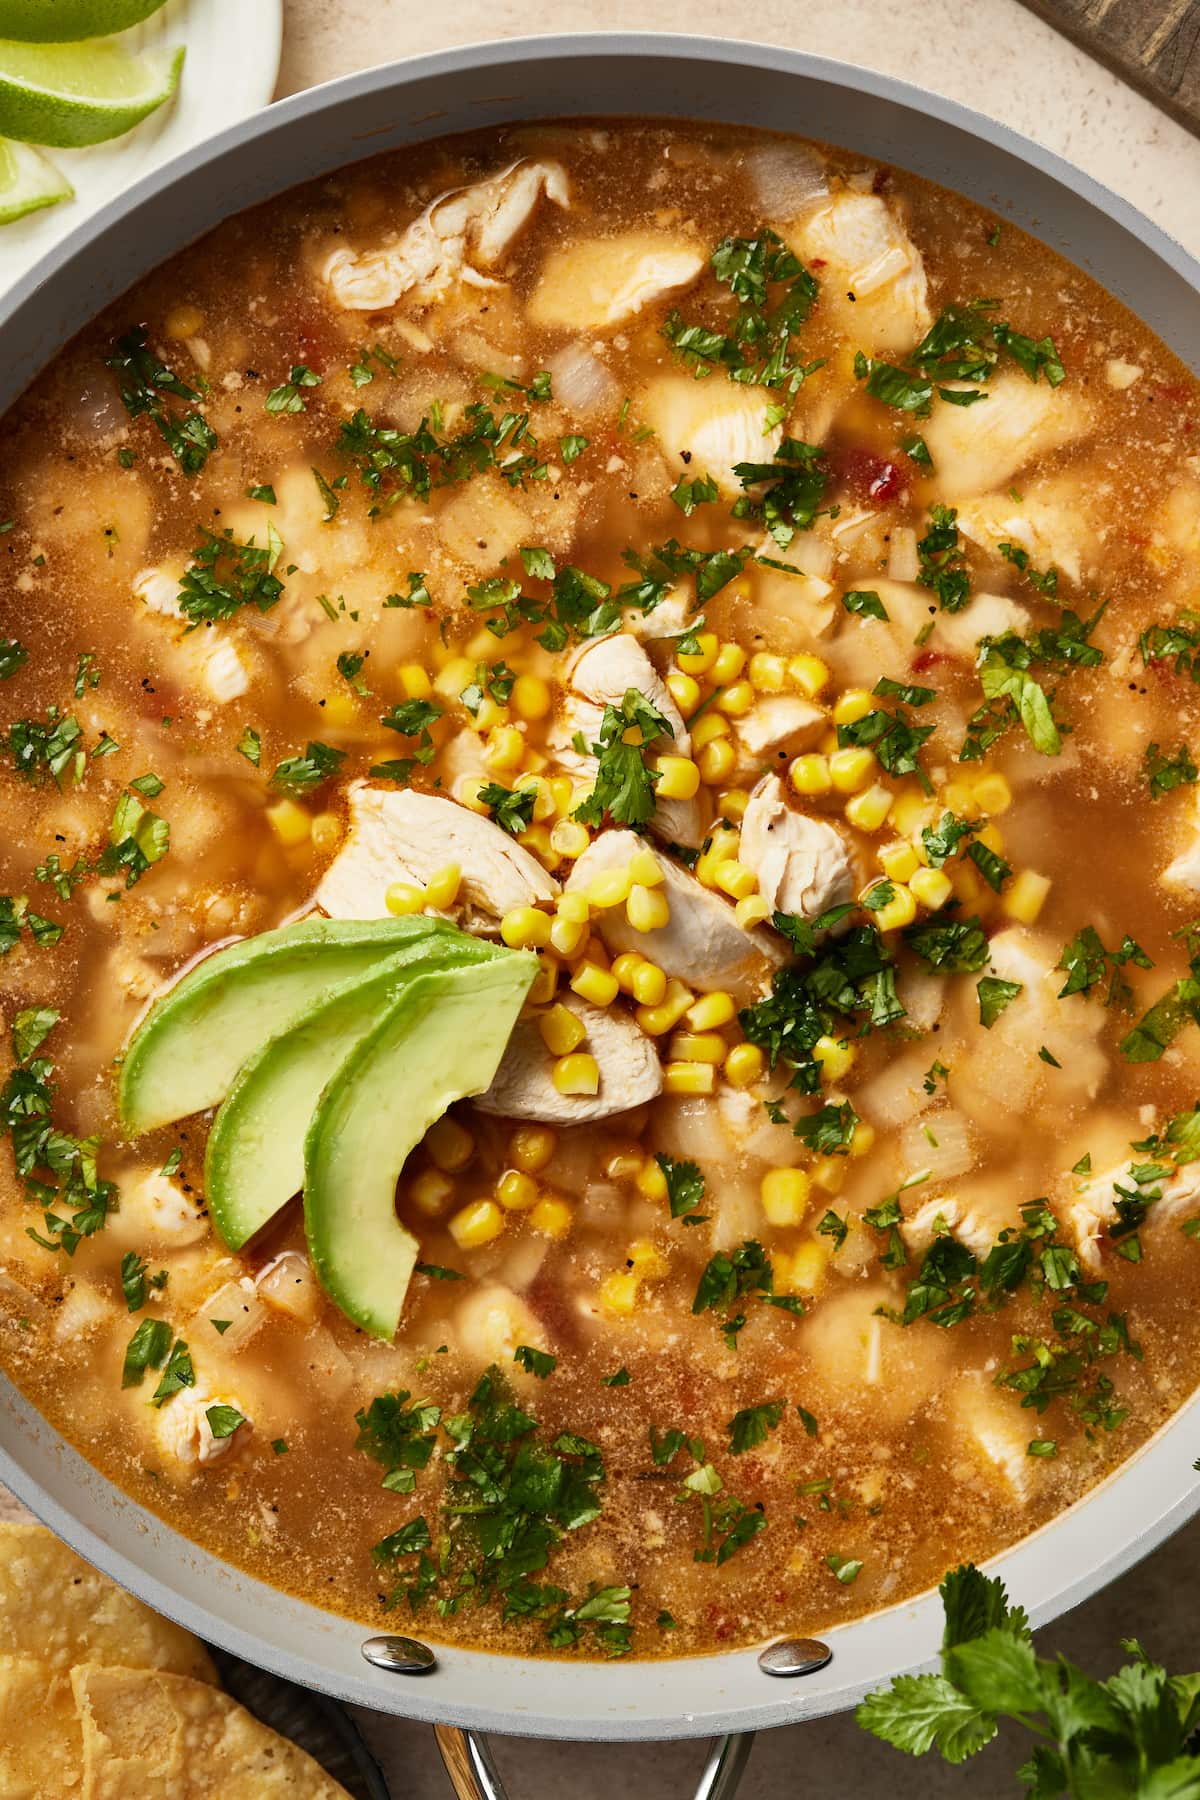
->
[[0, 0, 168, 40], [0, 38, 183, 147], [0, 134, 71, 222]]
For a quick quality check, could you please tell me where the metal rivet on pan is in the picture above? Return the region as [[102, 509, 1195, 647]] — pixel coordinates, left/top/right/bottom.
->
[[757, 1636, 833, 1678], [361, 1634, 438, 1674]]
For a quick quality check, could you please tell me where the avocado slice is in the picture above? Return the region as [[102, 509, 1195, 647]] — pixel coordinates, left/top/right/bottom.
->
[[119, 916, 455, 1135], [205, 932, 502, 1251], [303, 953, 536, 1339]]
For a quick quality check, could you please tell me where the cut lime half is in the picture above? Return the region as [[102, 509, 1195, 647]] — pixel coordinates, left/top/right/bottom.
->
[[0, 38, 183, 147], [0, 134, 70, 222], [0, 0, 168, 40]]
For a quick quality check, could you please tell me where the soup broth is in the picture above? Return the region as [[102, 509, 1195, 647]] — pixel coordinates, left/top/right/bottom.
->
[[2, 118, 1200, 1660]]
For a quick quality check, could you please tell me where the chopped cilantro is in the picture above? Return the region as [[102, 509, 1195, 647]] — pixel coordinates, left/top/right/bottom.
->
[[842, 589, 889, 621], [479, 781, 536, 836], [205, 1404, 246, 1440], [235, 726, 261, 767], [105, 327, 217, 472], [265, 364, 321, 414], [977, 975, 1022, 1028], [573, 688, 673, 829], [514, 1345, 556, 1379], [1145, 741, 1198, 799], [270, 742, 345, 794], [177, 526, 284, 626], [727, 1400, 785, 1454], [656, 1154, 705, 1221]]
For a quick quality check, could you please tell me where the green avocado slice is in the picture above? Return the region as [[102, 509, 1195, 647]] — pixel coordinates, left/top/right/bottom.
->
[[118, 916, 455, 1135], [303, 953, 536, 1339], [205, 932, 502, 1252]]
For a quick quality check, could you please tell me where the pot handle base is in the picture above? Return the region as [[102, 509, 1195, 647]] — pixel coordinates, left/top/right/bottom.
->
[[433, 1725, 754, 1800]]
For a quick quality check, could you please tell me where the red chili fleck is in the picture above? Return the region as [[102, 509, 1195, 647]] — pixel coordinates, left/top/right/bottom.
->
[[832, 446, 906, 506], [809, 257, 828, 270], [912, 648, 952, 674]]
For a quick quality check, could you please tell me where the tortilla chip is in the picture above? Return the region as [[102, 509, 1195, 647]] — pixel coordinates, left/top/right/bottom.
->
[[0, 1653, 84, 1798], [71, 1663, 355, 1799], [0, 1523, 215, 1682]]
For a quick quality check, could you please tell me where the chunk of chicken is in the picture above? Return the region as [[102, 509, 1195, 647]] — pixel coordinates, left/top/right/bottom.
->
[[733, 695, 826, 773], [900, 1195, 994, 1258], [739, 776, 856, 923], [153, 1385, 251, 1468], [791, 190, 931, 354], [929, 591, 1030, 660], [476, 993, 662, 1123], [550, 632, 706, 848], [1062, 1155, 1200, 1271], [255, 1250, 322, 1325], [945, 928, 1107, 1125], [529, 231, 705, 331], [321, 160, 569, 311], [565, 831, 785, 996], [315, 785, 558, 929], [955, 475, 1102, 588], [134, 566, 257, 704], [924, 373, 1092, 502], [950, 1380, 1033, 1505], [641, 376, 782, 495], [107, 1169, 208, 1250], [1163, 791, 1200, 894]]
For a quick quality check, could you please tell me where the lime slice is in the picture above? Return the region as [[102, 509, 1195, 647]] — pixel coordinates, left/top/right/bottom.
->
[[0, 0, 168, 40], [0, 39, 183, 147], [0, 134, 71, 222]]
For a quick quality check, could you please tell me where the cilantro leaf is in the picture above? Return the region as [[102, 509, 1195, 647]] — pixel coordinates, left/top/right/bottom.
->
[[270, 741, 345, 794], [573, 688, 673, 829], [479, 781, 536, 836], [726, 1400, 784, 1454], [656, 1154, 705, 1220]]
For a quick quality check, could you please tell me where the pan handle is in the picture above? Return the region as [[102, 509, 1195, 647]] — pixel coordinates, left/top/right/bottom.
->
[[433, 1724, 754, 1800]]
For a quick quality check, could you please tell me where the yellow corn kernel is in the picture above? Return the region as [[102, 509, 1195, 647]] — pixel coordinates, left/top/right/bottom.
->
[[517, 826, 560, 872], [814, 1034, 856, 1082], [627, 883, 671, 932], [849, 1121, 876, 1158], [454, 775, 489, 813], [435, 655, 476, 700], [789, 753, 832, 798], [509, 1125, 556, 1173], [586, 867, 633, 909], [668, 1031, 727, 1065], [716, 679, 755, 718], [788, 653, 831, 698], [385, 881, 425, 916], [819, 728, 839, 755], [940, 780, 978, 818], [574, 934, 610, 972], [409, 1169, 455, 1216], [423, 862, 462, 910], [695, 825, 740, 886], [1004, 868, 1052, 925], [636, 1155, 669, 1202], [686, 990, 736, 1031], [735, 894, 772, 930], [427, 1116, 474, 1173], [724, 1042, 765, 1087], [748, 652, 787, 692], [951, 863, 987, 911], [605, 1149, 643, 1182], [598, 1270, 640, 1314], [654, 754, 701, 801], [972, 772, 1013, 814], [470, 696, 506, 734], [891, 789, 937, 838], [321, 690, 359, 728], [570, 963, 619, 1007], [665, 670, 702, 713], [549, 914, 588, 958], [784, 1241, 831, 1294], [691, 711, 732, 750], [630, 959, 668, 1006], [872, 883, 918, 931], [266, 799, 311, 846], [552, 1051, 601, 1095], [878, 839, 919, 882], [310, 811, 342, 853], [549, 818, 590, 859], [547, 775, 574, 816], [527, 959, 558, 1006], [511, 674, 551, 721], [698, 738, 737, 785], [762, 1167, 811, 1228], [516, 775, 555, 823], [713, 859, 758, 901], [483, 724, 525, 772], [636, 978, 694, 1036], [397, 662, 433, 700], [910, 865, 954, 910], [845, 783, 894, 833], [712, 642, 747, 684], [612, 952, 642, 994], [628, 1238, 670, 1279], [449, 1198, 506, 1249], [540, 1003, 586, 1057], [500, 906, 552, 950], [551, 893, 587, 928], [677, 630, 719, 676], [833, 687, 875, 726], [629, 846, 664, 887], [497, 1169, 541, 1212], [165, 302, 204, 339], [717, 787, 751, 822], [829, 747, 877, 793], [664, 1060, 716, 1095], [812, 1155, 846, 1195], [530, 1195, 572, 1238]]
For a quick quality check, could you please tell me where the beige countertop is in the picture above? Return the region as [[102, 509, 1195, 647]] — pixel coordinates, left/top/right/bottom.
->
[[5, 5, 1199, 1796]]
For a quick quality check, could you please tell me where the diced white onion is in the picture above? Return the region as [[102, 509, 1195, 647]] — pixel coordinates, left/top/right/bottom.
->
[[888, 525, 919, 583], [547, 341, 619, 415], [194, 1276, 267, 1353], [745, 144, 829, 220]]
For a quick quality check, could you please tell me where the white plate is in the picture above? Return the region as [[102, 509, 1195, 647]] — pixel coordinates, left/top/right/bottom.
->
[[0, 0, 282, 291]]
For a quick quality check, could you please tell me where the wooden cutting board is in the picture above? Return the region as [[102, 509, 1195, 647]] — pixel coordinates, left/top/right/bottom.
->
[[1017, 0, 1200, 135]]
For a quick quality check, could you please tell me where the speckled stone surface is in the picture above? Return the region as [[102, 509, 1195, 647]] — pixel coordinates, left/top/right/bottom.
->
[[5, 4, 1200, 1796]]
